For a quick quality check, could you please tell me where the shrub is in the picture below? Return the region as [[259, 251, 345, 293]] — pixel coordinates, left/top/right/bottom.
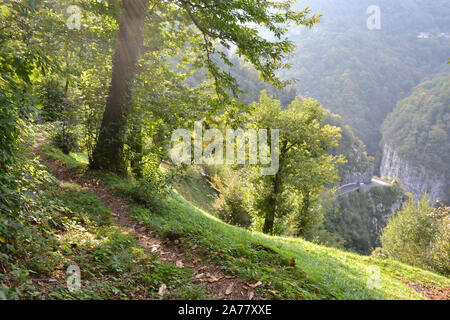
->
[[37, 78, 67, 122], [427, 205, 450, 275], [51, 129, 79, 154], [371, 247, 388, 259], [127, 156, 171, 213], [211, 167, 251, 228], [380, 195, 449, 276], [0, 158, 65, 297]]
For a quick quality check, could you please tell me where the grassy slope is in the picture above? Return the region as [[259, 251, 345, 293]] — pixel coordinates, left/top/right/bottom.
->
[[39, 183, 207, 300], [2, 137, 208, 299], [43, 144, 449, 300], [170, 165, 217, 213]]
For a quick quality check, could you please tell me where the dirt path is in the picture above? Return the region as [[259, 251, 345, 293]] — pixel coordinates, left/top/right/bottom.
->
[[34, 138, 264, 300]]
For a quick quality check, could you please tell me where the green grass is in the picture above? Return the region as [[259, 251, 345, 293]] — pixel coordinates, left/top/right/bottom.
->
[[41, 143, 450, 300], [131, 191, 449, 300], [2, 141, 209, 299], [40, 143, 88, 172], [171, 165, 217, 213], [8, 179, 209, 300]]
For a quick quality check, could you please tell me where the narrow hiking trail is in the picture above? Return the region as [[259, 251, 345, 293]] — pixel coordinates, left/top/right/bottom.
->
[[33, 137, 264, 300]]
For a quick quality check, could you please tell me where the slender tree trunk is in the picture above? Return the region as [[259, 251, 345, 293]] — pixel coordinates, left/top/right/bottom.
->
[[90, 0, 148, 175], [263, 140, 286, 234], [263, 172, 280, 234], [296, 189, 311, 236], [129, 123, 143, 178]]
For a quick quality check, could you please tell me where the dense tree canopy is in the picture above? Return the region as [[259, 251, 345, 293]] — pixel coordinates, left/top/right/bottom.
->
[[244, 91, 343, 235], [381, 73, 450, 175], [89, 0, 321, 174], [281, 0, 450, 155]]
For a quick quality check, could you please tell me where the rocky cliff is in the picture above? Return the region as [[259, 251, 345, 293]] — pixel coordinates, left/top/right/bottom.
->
[[380, 74, 450, 205], [327, 113, 374, 186], [337, 143, 374, 185], [380, 144, 449, 204]]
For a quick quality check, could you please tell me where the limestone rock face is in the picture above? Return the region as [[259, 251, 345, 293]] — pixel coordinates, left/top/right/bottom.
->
[[337, 142, 374, 185], [380, 144, 449, 204]]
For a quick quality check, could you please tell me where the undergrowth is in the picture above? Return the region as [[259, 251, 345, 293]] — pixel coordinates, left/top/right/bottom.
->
[[4, 134, 447, 300], [0, 143, 208, 300]]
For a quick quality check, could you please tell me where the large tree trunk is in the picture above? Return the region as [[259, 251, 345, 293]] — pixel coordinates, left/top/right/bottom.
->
[[90, 0, 148, 175]]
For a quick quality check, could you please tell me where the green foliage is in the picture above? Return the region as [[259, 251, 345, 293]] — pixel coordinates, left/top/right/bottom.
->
[[88, 0, 321, 174], [93, 158, 171, 215], [244, 91, 343, 235], [40, 142, 87, 172], [0, 89, 22, 171], [36, 75, 80, 154], [0, 0, 54, 171], [2, 0, 449, 301], [122, 171, 449, 300], [171, 165, 217, 213], [281, 0, 450, 154], [213, 53, 299, 106], [37, 77, 67, 122], [176, 0, 321, 95], [211, 166, 251, 228], [320, 184, 405, 254], [0, 158, 72, 298], [427, 203, 449, 275], [1, 138, 203, 299], [381, 74, 450, 176], [78, 65, 111, 161], [128, 159, 172, 214], [381, 195, 449, 276], [326, 113, 374, 184], [50, 129, 79, 154]]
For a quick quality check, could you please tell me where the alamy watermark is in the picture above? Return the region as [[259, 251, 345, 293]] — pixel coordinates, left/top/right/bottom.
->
[[367, 5, 381, 30], [66, 5, 81, 30], [366, 265, 381, 290], [66, 1, 104, 30], [66, 264, 81, 291], [169, 122, 279, 175]]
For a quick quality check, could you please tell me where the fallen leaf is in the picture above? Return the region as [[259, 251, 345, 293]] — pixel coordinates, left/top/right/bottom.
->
[[249, 281, 263, 288], [176, 260, 184, 268], [158, 284, 168, 296], [195, 273, 204, 279], [289, 258, 296, 267], [207, 274, 223, 283], [225, 283, 234, 295], [248, 290, 254, 300]]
